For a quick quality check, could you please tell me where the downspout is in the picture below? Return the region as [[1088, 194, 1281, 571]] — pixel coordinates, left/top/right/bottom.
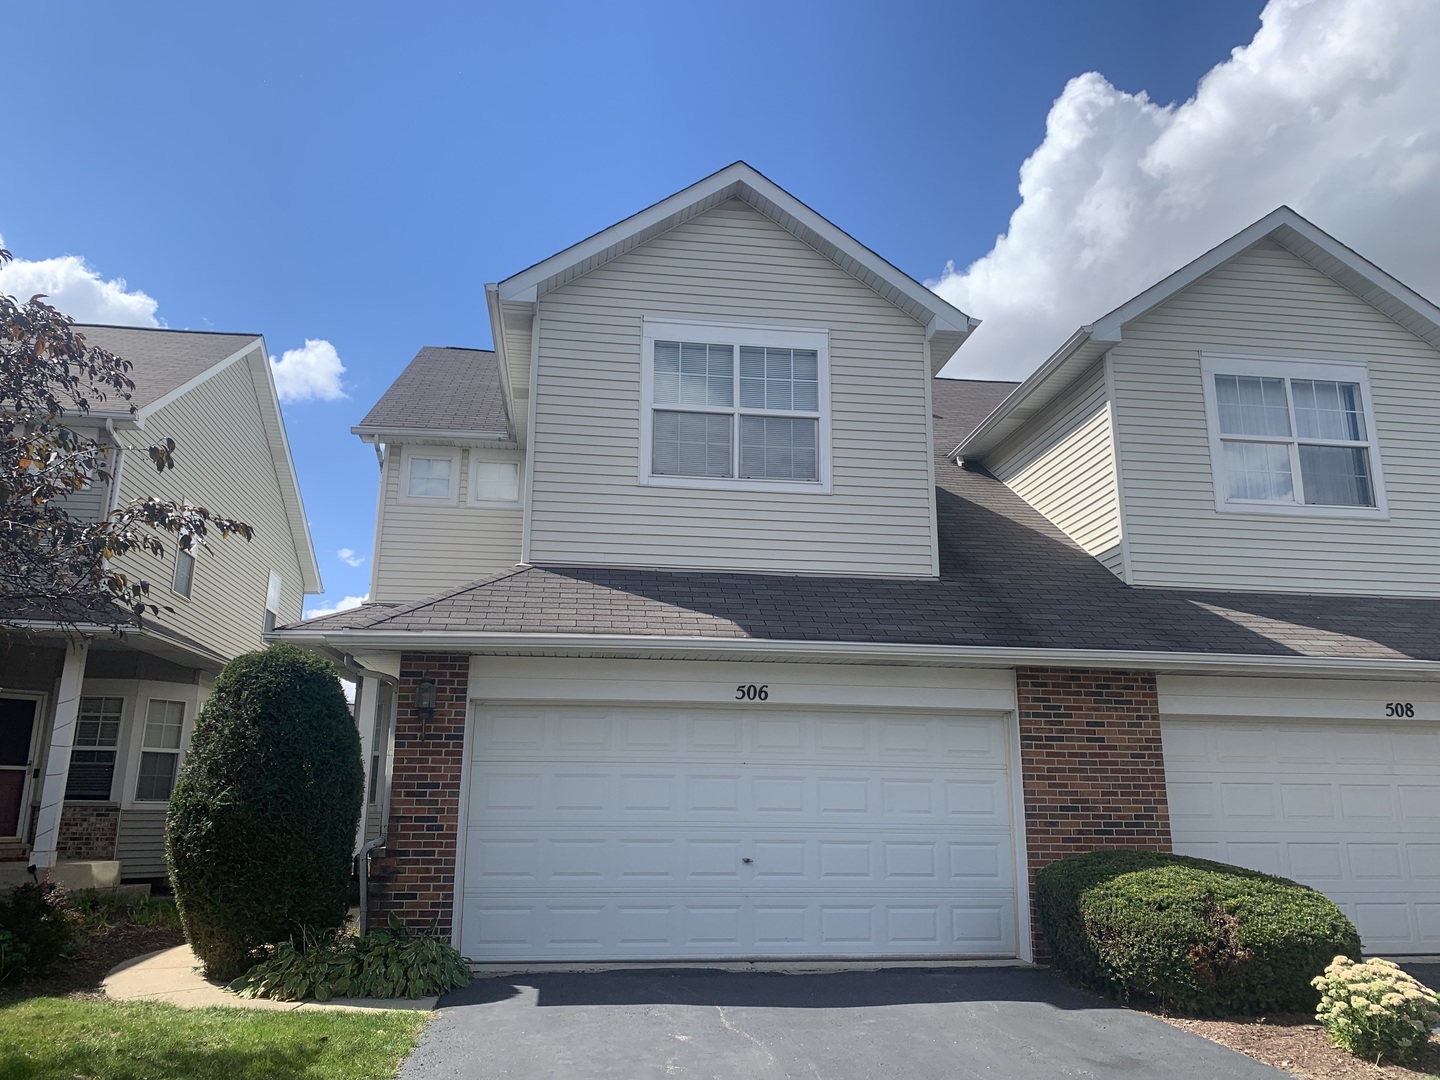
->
[[103, 419, 126, 513], [356, 836, 385, 936]]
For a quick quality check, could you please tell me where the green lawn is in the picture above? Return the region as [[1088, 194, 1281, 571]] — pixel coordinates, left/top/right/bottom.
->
[[0, 998, 428, 1080]]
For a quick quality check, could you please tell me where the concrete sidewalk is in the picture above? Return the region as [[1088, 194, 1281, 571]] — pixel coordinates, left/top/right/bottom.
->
[[103, 944, 438, 1013]]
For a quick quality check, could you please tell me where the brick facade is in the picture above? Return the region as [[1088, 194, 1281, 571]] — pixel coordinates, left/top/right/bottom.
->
[[366, 652, 468, 933], [56, 803, 120, 861], [1015, 667, 1171, 959]]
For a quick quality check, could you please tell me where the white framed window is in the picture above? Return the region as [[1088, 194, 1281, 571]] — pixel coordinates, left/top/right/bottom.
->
[[468, 459, 521, 505], [172, 548, 196, 598], [639, 318, 831, 494], [65, 697, 123, 801], [397, 447, 461, 505], [1201, 355, 1386, 517], [135, 699, 185, 802], [264, 570, 282, 632]]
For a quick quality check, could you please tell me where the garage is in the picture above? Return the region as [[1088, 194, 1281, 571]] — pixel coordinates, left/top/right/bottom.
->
[[457, 703, 1022, 963], [1163, 718, 1440, 955]]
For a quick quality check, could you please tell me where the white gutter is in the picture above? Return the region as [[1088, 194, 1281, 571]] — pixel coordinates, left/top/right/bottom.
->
[[269, 628, 1440, 679]]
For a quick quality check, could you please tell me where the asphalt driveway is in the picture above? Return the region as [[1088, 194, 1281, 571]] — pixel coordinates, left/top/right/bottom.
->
[[399, 966, 1283, 1080]]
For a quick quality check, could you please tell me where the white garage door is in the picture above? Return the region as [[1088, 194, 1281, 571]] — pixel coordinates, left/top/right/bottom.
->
[[459, 705, 1020, 962], [1164, 720, 1440, 955]]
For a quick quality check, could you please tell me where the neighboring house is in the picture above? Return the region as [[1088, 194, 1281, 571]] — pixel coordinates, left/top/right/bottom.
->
[[1, 326, 321, 886], [275, 163, 1440, 965]]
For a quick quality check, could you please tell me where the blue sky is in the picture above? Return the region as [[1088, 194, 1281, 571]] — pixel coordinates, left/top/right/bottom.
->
[[3, 0, 1436, 614]]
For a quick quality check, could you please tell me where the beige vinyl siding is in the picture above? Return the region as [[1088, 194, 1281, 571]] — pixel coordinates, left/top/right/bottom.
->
[[1111, 239, 1440, 595], [115, 809, 167, 877], [526, 199, 937, 577], [371, 446, 523, 603], [111, 353, 307, 660], [988, 362, 1123, 575]]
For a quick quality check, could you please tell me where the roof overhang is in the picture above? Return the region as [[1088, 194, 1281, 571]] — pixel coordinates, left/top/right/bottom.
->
[[958, 205, 1440, 462], [269, 627, 1440, 679]]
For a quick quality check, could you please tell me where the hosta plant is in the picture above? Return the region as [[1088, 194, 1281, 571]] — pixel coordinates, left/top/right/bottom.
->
[[1312, 956, 1440, 1065], [230, 916, 471, 1002]]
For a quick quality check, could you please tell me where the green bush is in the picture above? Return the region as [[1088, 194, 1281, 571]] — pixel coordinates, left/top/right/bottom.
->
[[229, 917, 471, 1001], [1313, 956, 1440, 1064], [166, 644, 363, 981], [1035, 849, 1361, 1015], [0, 882, 82, 982]]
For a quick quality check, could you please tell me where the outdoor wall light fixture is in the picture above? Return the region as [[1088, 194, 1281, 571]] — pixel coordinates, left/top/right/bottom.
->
[[415, 679, 437, 725]]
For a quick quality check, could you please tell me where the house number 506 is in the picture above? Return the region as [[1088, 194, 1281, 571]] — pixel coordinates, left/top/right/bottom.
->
[[735, 684, 769, 701]]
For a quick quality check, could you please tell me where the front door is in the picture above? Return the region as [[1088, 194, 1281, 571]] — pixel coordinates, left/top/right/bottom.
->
[[0, 698, 39, 840]]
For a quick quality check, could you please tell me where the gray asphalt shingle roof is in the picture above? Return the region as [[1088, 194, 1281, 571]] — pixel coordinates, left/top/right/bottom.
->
[[355, 347, 511, 435], [287, 376, 1440, 662], [76, 325, 260, 413]]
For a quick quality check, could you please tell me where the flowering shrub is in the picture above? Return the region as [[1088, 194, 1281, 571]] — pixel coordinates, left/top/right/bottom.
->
[[1312, 956, 1440, 1065]]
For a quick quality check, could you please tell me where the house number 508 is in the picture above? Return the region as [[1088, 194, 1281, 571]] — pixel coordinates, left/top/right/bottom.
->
[[735, 684, 769, 701]]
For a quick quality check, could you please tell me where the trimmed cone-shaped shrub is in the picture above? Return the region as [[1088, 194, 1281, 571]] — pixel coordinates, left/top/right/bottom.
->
[[1036, 849, 1361, 1016], [167, 644, 363, 981]]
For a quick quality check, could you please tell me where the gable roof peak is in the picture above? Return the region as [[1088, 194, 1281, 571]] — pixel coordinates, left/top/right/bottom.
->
[[493, 161, 978, 340]]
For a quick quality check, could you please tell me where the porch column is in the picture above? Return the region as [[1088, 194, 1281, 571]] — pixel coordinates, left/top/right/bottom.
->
[[30, 640, 90, 869], [353, 675, 380, 856]]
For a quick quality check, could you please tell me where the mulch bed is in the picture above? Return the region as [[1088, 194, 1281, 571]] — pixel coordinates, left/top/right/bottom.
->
[[1158, 1013, 1440, 1079], [0, 921, 185, 1004]]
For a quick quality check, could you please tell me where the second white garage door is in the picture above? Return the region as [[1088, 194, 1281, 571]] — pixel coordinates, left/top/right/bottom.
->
[[459, 705, 1020, 962], [1164, 719, 1440, 955]]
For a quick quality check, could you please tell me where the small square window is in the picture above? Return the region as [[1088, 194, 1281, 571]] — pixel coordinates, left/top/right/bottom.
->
[[471, 461, 520, 503], [407, 457, 452, 498]]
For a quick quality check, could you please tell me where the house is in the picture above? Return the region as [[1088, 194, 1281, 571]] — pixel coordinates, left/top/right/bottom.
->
[[0, 326, 321, 887], [275, 163, 1440, 964]]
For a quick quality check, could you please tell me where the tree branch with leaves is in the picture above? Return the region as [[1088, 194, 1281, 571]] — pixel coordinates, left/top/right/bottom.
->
[[0, 246, 253, 628]]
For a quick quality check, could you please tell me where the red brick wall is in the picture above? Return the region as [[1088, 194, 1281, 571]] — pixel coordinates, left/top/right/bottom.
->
[[57, 803, 120, 861], [366, 653, 468, 935], [1016, 667, 1171, 959]]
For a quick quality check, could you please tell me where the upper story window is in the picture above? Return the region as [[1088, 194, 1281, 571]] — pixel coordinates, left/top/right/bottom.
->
[[639, 319, 831, 494], [470, 460, 520, 504], [398, 447, 461, 505], [1201, 355, 1386, 517], [264, 571, 282, 632], [172, 548, 196, 598]]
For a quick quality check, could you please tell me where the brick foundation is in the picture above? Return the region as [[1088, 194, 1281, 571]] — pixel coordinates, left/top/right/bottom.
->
[[1016, 668, 1171, 960], [366, 653, 468, 934], [57, 803, 120, 861]]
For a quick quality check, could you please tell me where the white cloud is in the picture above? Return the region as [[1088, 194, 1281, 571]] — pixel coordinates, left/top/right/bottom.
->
[[270, 338, 347, 403], [304, 593, 368, 620], [0, 236, 160, 326], [933, 0, 1440, 379], [337, 547, 365, 568]]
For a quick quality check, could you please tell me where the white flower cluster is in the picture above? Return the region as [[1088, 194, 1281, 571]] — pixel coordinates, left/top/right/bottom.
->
[[1312, 955, 1439, 1065]]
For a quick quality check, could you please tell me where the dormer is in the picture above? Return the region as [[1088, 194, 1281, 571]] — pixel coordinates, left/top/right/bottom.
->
[[957, 207, 1440, 597]]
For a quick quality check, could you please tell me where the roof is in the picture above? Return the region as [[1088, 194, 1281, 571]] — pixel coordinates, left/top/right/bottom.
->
[[494, 161, 979, 366], [76, 325, 260, 414], [959, 205, 1440, 459], [275, 377, 1440, 668], [353, 347, 511, 438]]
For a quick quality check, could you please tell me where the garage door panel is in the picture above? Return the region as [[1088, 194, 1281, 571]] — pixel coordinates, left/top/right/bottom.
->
[[476, 708, 1010, 767], [471, 769, 1010, 826], [462, 894, 1016, 961], [463, 706, 1019, 962], [467, 830, 1014, 893], [1164, 719, 1440, 955]]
